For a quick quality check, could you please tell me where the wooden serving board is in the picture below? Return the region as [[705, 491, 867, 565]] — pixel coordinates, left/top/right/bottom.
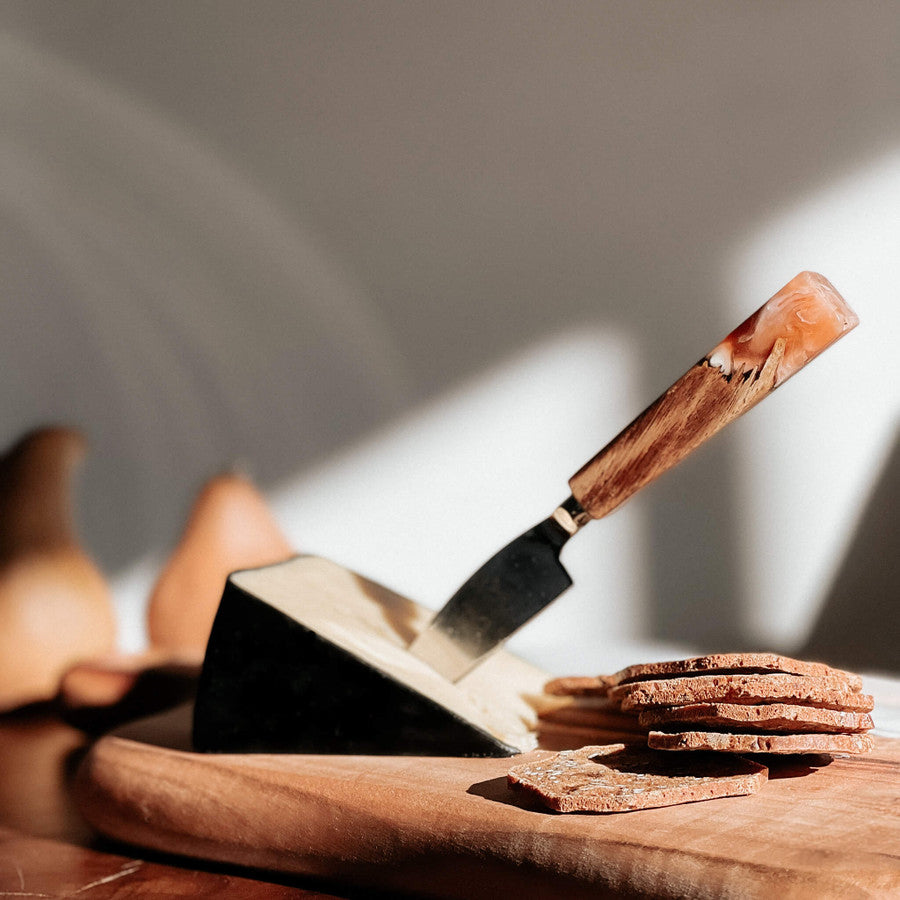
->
[[74, 702, 900, 899]]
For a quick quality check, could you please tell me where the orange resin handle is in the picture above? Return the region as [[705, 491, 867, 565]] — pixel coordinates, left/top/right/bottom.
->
[[569, 272, 858, 520]]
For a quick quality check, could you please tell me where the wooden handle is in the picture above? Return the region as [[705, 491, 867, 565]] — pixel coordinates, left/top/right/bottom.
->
[[569, 271, 858, 519], [569, 340, 786, 519]]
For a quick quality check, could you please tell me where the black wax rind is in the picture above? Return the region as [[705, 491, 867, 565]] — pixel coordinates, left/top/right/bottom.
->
[[192, 578, 520, 757]]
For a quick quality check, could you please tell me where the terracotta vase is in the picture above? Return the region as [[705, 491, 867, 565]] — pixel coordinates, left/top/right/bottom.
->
[[0, 428, 116, 713], [147, 472, 294, 653]]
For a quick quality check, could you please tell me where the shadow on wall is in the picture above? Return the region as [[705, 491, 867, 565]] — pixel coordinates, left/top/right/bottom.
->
[[802, 425, 900, 674], [0, 4, 898, 660]]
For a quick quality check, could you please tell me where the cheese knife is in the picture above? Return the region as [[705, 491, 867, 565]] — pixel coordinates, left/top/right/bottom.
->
[[409, 272, 858, 681]]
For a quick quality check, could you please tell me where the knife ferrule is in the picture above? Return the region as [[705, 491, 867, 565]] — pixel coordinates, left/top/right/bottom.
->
[[551, 495, 591, 536]]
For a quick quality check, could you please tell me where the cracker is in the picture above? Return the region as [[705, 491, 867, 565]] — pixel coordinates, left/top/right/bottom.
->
[[638, 703, 874, 734], [535, 722, 653, 752], [647, 730, 875, 755], [538, 703, 645, 733], [543, 675, 612, 697], [608, 653, 863, 691], [612, 674, 874, 712], [507, 744, 768, 813], [533, 693, 619, 715]]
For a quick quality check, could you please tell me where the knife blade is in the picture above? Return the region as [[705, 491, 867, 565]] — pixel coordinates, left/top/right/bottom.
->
[[409, 272, 858, 681]]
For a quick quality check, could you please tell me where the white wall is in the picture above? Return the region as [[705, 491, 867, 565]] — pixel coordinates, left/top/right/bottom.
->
[[1, 3, 897, 671]]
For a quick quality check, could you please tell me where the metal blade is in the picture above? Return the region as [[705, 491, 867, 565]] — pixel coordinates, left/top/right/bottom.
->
[[409, 514, 576, 682]]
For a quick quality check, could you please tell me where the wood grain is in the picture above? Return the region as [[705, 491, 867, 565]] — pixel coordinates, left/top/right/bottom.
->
[[74, 701, 900, 899], [0, 711, 340, 897], [0, 826, 330, 897], [569, 340, 785, 519]]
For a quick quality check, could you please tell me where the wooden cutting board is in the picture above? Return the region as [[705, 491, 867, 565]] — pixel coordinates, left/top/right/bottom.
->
[[74, 701, 900, 899]]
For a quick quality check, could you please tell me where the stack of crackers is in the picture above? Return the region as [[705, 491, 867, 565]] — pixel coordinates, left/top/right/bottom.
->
[[540, 652, 874, 756], [511, 653, 875, 813]]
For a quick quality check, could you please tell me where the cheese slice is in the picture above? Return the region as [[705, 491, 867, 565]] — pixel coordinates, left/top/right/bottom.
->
[[193, 556, 543, 756]]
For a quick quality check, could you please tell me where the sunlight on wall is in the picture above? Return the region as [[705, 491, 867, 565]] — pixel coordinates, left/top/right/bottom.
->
[[269, 331, 684, 673], [727, 152, 900, 649], [113, 330, 708, 670]]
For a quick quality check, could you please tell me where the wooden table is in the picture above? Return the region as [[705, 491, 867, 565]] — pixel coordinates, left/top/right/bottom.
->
[[75, 709, 900, 899], [4, 686, 899, 898], [0, 707, 343, 897]]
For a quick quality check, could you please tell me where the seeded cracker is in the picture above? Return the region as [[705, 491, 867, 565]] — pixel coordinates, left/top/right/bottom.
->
[[638, 703, 873, 734], [543, 675, 612, 697], [507, 744, 767, 813], [647, 731, 876, 755], [607, 653, 863, 691], [612, 674, 874, 712], [538, 702, 645, 733]]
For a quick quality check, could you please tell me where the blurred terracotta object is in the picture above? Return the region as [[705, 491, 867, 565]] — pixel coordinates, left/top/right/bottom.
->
[[57, 649, 202, 734], [147, 472, 294, 653], [0, 428, 116, 713]]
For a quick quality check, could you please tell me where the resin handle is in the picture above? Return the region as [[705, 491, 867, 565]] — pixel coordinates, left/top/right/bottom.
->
[[569, 272, 857, 520]]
